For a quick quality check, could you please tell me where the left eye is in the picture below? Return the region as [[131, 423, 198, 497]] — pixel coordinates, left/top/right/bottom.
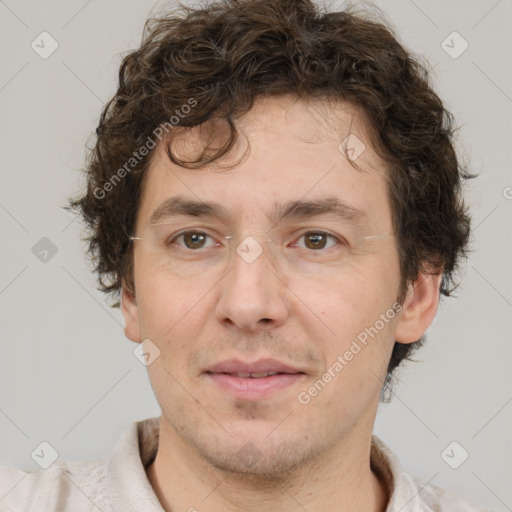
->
[[293, 232, 339, 250]]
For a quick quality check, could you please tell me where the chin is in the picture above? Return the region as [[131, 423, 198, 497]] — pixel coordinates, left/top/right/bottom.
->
[[161, 403, 335, 479], [199, 439, 313, 480]]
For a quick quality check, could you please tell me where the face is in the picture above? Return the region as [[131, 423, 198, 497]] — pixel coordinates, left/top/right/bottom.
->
[[122, 94, 434, 476]]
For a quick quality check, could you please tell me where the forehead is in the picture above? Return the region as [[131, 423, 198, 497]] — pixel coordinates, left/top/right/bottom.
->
[[137, 94, 392, 232]]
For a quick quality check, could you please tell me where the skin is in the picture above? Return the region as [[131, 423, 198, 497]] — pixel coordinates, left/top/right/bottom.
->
[[121, 94, 442, 512]]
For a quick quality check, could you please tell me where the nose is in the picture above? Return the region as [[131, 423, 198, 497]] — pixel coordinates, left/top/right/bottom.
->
[[215, 238, 289, 332]]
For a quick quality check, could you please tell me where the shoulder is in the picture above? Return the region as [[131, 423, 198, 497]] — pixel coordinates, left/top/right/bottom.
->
[[0, 458, 110, 512], [370, 435, 496, 512], [0, 417, 160, 511], [407, 473, 497, 512]]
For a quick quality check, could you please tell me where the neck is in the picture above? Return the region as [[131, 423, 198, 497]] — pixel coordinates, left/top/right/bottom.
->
[[146, 418, 389, 512]]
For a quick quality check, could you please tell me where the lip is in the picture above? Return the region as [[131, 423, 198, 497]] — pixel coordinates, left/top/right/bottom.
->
[[204, 358, 307, 400], [206, 358, 305, 375]]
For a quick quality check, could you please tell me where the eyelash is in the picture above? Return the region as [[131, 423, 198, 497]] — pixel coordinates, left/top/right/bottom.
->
[[169, 230, 345, 251]]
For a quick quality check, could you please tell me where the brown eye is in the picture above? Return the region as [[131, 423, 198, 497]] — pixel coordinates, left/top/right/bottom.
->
[[173, 231, 215, 250], [297, 232, 338, 250], [183, 232, 206, 249], [305, 233, 327, 250]]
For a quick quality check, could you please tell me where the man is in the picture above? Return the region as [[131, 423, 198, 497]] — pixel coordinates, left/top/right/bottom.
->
[[0, 0, 491, 510]]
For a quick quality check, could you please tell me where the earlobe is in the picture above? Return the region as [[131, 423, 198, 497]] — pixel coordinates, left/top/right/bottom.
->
[[394, 271, 443, 344], [121, 284, 142, 343]]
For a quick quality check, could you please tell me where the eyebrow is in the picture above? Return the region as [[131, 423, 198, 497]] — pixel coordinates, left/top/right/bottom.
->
[[148, 195, 367, 226]]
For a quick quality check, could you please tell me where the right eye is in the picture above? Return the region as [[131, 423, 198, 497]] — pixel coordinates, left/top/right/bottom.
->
[[169, 230, 218, 250]]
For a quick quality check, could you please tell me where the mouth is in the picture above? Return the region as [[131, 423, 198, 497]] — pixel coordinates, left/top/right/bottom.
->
[[204, 358, 307, 400], [212, 371, 297, 378]]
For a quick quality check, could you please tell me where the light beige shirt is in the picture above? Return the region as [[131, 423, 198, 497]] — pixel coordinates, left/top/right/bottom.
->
[[0, 416, 493, 511]]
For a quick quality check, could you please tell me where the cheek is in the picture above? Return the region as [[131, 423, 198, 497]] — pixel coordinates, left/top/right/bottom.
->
[[288, 260, 398, 362], [289, 260, 382, 322], [134, 263, 203, 343]]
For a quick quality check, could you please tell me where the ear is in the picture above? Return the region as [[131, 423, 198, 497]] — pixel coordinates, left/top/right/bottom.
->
[[394, 270, 443, 344], [121, 283, 142, 343]]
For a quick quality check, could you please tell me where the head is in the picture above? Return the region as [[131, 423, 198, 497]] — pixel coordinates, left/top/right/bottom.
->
[[70, 0, 472, 476]]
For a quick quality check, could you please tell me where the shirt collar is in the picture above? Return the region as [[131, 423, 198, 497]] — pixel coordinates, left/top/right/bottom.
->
[[105, 416, 163, 511], [371, 434, 428, 511]]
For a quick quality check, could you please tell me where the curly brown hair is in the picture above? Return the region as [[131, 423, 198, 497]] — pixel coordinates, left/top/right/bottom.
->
[[69, 0, 473, 392]]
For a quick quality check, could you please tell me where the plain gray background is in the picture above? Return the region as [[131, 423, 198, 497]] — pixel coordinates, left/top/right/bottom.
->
[[0, 0, 510, 510]]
